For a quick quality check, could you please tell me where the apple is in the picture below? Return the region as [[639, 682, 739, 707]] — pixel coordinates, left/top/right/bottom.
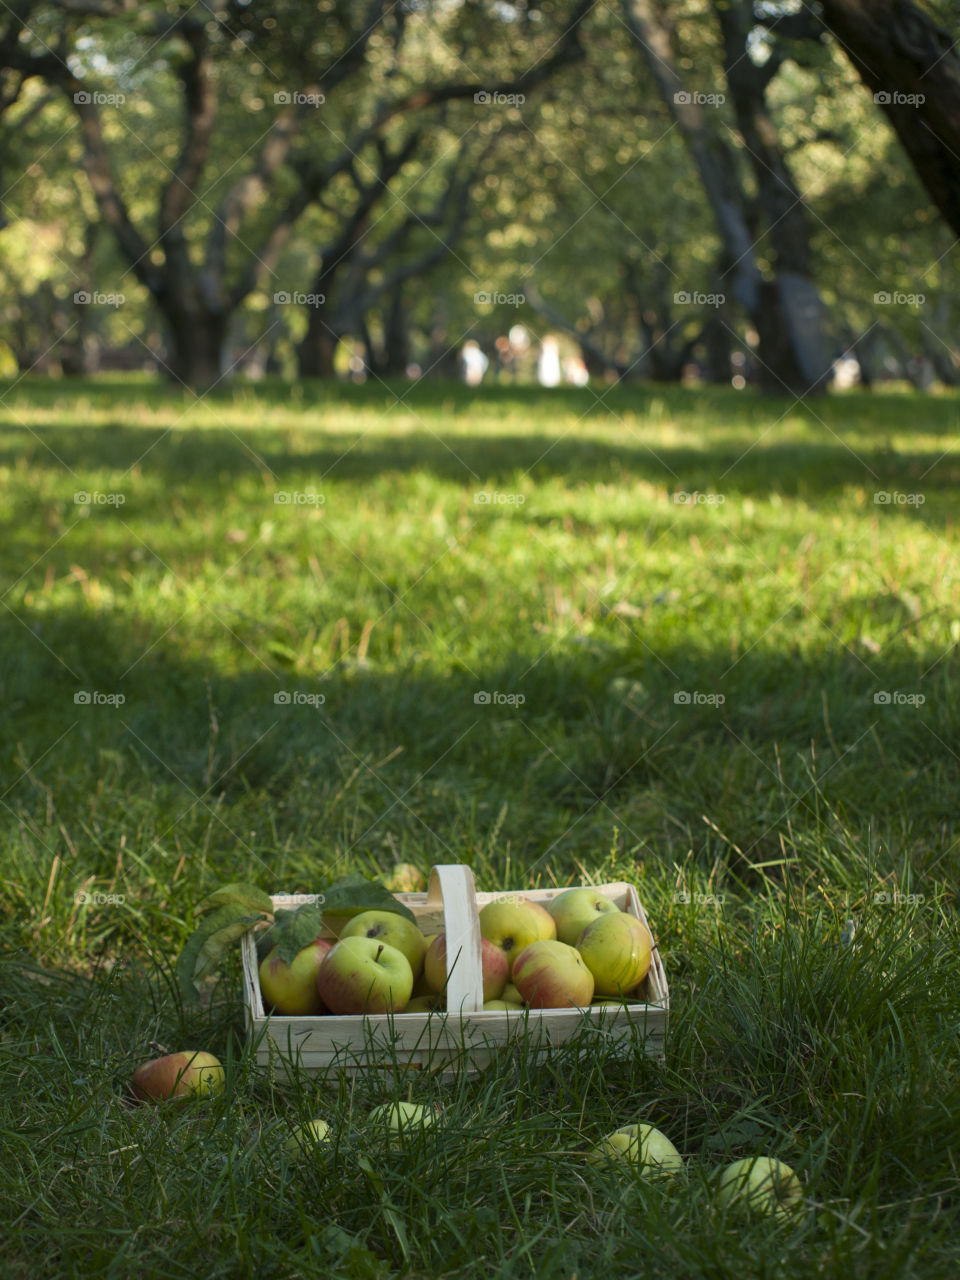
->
[[132, 1051, 224, 1102], [284, 1118, 331, 1156], [423, 933, 508, 1001], [577, 912, 652, 997], [715, 1157, 803, 1218], [512, 939, 595, 1008], [384, 863, 425, 893], [478, 897, 556, 974], [588, 1123, 683, 1177], [368, 1101, 438, 1144], [547, 887, 619, 946], [482, 999, 524, 1010], [340, 910, 428, 980], [502, 983, 524, 1004], [259, 939, 332, 1015], [403, 994, 443, 1013], [316, 937, 413, 1014]]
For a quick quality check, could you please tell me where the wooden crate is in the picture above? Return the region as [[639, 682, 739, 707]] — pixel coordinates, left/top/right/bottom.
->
[[240, 864, 669, 1078]]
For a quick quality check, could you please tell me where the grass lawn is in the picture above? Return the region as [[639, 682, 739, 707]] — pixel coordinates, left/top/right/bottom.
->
[[1, 375, 958, 1277]]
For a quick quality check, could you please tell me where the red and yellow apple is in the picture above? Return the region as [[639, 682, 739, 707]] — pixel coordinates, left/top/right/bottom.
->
[[259, 939, 332, 1015], [423, 932, 508, 1001], [132, 1051, 224, 1102], [478, 897, 556, 974], [512, 939, 595, 1008], [577, 912, 652, 997], [316, 937, 413, 1014]]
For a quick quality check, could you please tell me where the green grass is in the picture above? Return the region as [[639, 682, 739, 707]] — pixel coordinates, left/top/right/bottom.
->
[[1, 376, 959, 1277]]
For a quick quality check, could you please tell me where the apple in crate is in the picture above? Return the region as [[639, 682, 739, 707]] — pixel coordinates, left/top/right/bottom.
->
[[577, 912, 652, 997], [259, 939, 332, 1015], [316, 937, 413, 1014], [478, 898, 556, 974], [132, 1051, 224, 1101], [423, 933, 508, 1001], [715, 1157, 803, 1218], [512, 940, 594, 1008], [547, 887, 619, 946], [340, 910, 428, 980]]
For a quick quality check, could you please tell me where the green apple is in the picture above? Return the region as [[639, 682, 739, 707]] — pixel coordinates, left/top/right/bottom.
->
[[715, 1157, 803, 1218], [482, 999, 524, 1010], [501, 983, 524, 1004], [423, 933, 508, 1001], [368, 1100, 438, 1143], [588, 1123, 682, 1177], [284, 1118, 331, 1156], [259, 939, 332, 1015], [340, 910, 428, 980], [132, 1051, 224, 1102], [547, 887, 619, 946], [384, 863, 426, 893], [316, 937, 414, 1014], [403, 994, 443, 1013], [577, 912, 652, 997], [512, 939, 595, 1008], [478, 897, 556, 974]]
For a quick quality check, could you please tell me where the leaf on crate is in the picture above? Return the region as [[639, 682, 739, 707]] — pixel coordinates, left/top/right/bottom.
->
[[320, 873, 417, 925], [177, 903, 267, 1003], [194, 882, 275, 917], [259, 904, 327, 966]]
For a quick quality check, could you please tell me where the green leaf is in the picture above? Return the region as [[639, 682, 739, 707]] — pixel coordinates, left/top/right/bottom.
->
[[320, 873, 417, 926], [176, 903, 266, 1003], [194, 882, 275, 917], [259, 904, 327, 966]]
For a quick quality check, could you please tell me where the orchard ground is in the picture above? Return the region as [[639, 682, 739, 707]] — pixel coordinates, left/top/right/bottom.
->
[[1, 376, 958, 1278]]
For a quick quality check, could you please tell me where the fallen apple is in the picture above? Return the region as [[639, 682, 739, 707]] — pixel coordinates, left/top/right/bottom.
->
[[423, 932, 508, 1001], [588, 1123, 683, 1177], [132, 1050, 224, 1102], [340, 910, 428, 980], [259, 939, 332, 1015], [478, 897, 556, 974], [547, 887, 620, 946], [284, 1118, 331, 1156], [577, 912, 652, 997], [512, 939, 595, 1008], [368, 1100, 438, 1143], [715, 1157, 803, 1218], [316, 937, 413, 1014]]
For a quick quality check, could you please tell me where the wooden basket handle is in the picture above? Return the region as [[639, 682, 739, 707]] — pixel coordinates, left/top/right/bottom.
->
[[426, 864, 483, 1013]]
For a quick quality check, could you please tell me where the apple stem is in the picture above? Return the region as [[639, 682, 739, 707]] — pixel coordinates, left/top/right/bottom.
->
[[375, 944, 384, 963]]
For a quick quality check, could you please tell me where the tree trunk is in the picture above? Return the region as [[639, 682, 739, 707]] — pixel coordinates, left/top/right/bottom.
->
[[379, 286, 410, 377], [297, 312, 339, 378], [819, 0, 960, 238], [164, 307, 227, 388]]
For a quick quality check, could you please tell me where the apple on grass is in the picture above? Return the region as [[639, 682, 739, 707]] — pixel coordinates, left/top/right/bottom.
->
[[423, 933, 508, 1002], [340, 910, 428, 980], [715, 1157, 803, 1218], [132, 1051, 224, 1102], [588, 1123, 682, 1177], [512, 940, 594, 1008], [547, 887, 619, 946], [478, 898, 556, 974], [368, 1101, 438, 1144], [284, 1118, 331, 1156], [316, 937, 413, 1014], [577, 911, 653, 997], [259, 939, 332, 1015]]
